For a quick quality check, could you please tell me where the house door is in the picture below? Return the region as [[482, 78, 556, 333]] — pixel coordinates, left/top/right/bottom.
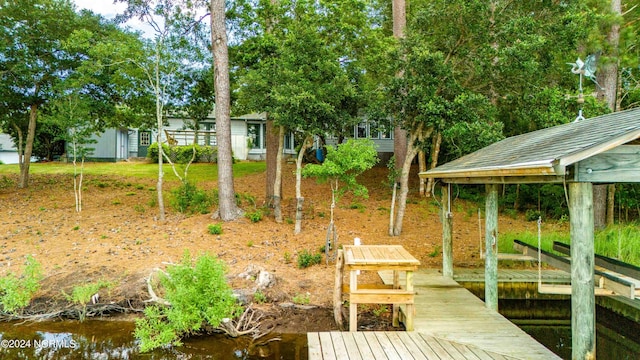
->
[[138, 131, 152, 157]]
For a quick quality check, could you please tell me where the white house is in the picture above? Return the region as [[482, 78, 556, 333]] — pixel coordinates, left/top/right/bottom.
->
[[0, 132, 19, 164], [90, 113, 297, 162]]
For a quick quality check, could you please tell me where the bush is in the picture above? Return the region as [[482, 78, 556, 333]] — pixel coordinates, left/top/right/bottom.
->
[[245, 209, 263, 223], [170, 182, 214, 215], [208, 223, 223, 235], [63, 281, 113, 321], [134, 252, 240, 352], [147, 143, 217, 164], [0, 255, 43, 314], [297, 250, 322, 269], [525, 209, 542, 222]]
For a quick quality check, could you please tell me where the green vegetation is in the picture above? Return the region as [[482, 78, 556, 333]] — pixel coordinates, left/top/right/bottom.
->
[[146, 143, 217, 164], [63, 281, 113, 322], [207, 223, 223, 235], [297, 250, 322, 269], [0, 256, 43, 314], [502, 224, 640, 267], [0, 162, 266, 183], [245, 209, 263, 223], [292, 293, 310, 305], [170, 181, 214, 215], [134, 252, 240, 352], [253, 291, 267, 304]]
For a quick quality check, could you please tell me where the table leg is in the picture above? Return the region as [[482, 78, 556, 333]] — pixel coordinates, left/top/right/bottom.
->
[[349, 270, 358, 332], [349, 302, 357, 332], [392, 270, 400, 327], [406, 270, 414, 331]]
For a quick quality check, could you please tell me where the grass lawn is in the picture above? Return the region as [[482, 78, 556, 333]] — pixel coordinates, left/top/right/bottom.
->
[[0, 161, 266, 183]]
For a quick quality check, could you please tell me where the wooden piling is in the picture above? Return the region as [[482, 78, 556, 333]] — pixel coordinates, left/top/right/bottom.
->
[[333, 250, 344, 330], [442, 184, 453, 278], [569, 182, 596, 359], [484, 184, 499, 311]]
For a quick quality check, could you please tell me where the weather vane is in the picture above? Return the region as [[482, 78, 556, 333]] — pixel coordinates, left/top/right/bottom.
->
[[568, 54, 601, 122]]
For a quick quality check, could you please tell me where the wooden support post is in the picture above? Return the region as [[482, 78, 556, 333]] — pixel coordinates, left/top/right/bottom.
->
[[484, 184, 499, 311], [392, 270, 399, 327], [442, 183, 454, 278], [569, 182, 596, 360], [333, 250, 344, 330], [405, 270, 414, 331]]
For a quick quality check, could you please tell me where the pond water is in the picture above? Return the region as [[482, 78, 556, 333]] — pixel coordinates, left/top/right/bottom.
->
[[0, 300, 638, 359], [502, 299, 640, 360], [0, 320, 308, 360]]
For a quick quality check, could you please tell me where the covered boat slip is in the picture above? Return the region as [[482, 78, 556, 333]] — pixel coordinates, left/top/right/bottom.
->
[[419, 108, 640, 359]]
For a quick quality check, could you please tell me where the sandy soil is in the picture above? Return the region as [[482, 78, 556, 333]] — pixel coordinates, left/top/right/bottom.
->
[[0, 162, 555, 331]]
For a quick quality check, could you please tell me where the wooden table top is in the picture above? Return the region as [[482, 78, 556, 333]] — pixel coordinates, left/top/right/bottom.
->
[[343, 245, 420, 266]]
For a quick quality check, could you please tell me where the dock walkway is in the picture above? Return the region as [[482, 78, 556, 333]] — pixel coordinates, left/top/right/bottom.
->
[[309, 269, 561, 359]]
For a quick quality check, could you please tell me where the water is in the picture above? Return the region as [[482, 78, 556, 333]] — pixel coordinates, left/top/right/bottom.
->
[[0, 300, 638, 359], [0, 320, 308, 359], [502, 299, 640, 360]]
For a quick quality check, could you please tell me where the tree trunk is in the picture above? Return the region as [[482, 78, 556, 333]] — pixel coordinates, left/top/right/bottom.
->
[[607, 184, 615, 226], [211, 0, 242, 221], [294, 136, 313, 234], [595, 0, 620, 229], [155, 51, 166, 221], [593, 185, 607, 230], [273, 126, 285, 223], [392, 136, 420, 236], [392, 0, 407, 181], [425, 131, 442, 198], [418, 151, 426, 196], [265, 116, 279, 205], [19, 103, 38, 188]]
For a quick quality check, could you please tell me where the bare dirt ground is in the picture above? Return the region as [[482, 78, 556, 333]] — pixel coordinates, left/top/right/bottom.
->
[[0, 162, 559, 332]]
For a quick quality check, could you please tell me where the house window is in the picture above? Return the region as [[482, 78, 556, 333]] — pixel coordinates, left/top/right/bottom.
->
[[140, 132, 151, 146], [356, 122, 367, 138], [377, 123, 393, 139], [248, 123, 264, 149], [284, 132, 293, 150]]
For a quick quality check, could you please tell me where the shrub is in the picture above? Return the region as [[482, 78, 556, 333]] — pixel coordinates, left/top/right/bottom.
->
[[208, 223, 223, 235], [245, 209, 263, 223], [0, 255, 43, 314], [147, 143, 217, 164], [253, 291, 267, 304], [146, 143, 172, 163], [297, 250, 322, 269], [134, 252, 240, 352], [170, 182, 214, 214], [63, 281, 113, 321], [525, 209, 542, 222]]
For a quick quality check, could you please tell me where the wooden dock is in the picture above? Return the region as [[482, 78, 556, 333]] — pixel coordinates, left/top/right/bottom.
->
[[379, 269, 561, 359], [309, 269, 561, 359], [307, 331, 520, 360]]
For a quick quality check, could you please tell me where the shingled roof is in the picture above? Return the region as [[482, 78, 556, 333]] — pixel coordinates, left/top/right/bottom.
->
[[419, 107, 640, 183]]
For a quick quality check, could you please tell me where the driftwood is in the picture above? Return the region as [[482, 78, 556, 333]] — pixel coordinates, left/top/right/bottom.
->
[[217, 305, 274, 340]]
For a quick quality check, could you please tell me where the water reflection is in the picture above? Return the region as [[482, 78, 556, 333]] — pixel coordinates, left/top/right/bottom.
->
[[0, 320, 308, 360]]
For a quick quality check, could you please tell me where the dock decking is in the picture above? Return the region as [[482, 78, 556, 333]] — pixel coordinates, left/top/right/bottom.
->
[[307, 331, 520, 360], [379, 269, 561, 359], [309, 269, 561, 360]]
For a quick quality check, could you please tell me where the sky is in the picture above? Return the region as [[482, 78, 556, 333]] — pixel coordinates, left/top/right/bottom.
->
[[73, 0, 127, 20], [72, 0, 153, 36]]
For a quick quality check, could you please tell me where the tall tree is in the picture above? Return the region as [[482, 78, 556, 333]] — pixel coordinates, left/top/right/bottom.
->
[[234, 0, 379, 232], [211, 0, 243, 220], [114, 0, 209, 221], [595, 0, 622, 228], [0, 0, 85, 188]]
